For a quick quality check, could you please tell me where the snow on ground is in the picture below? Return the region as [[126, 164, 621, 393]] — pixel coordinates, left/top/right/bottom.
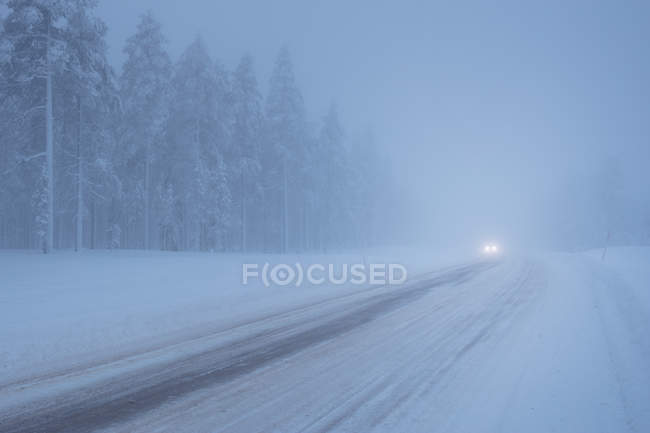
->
[[442, 247, 650, 433], [0, 246, 468, 387], [586, 246, 650, 311], [1, 247, 649, 433], [89, 248, 650, 433]]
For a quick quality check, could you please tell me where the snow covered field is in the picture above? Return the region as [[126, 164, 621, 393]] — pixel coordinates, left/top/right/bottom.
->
[[0, 247, 465, 386], [1, 247, 649, 432]]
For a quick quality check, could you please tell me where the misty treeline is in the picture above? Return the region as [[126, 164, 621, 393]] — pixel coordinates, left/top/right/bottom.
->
[[548, 158, 650, 251], [0, 1, 397, 253]]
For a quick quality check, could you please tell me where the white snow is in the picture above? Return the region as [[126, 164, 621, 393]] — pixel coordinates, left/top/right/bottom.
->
[[0, 247, 464, 387], [441, 249, 650, 432], [1, 247, 649, 432]]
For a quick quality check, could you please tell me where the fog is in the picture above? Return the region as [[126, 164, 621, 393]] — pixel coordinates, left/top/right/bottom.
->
[[101, 0, 650, 250], [2, 0, 649, 252], [3, 3, 650, 431]]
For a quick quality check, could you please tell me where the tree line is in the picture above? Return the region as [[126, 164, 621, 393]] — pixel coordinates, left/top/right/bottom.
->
[[0, 1, 398, 253]]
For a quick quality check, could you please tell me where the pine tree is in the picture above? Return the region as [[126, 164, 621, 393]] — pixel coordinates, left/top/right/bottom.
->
[[119, 11, 172, 249], [231, 54, 262, 251], [0, 11, 393, 252], [64, 3, 114, 251], [264, 47, 306, 252], [316, 103, 347, 250], [0, 0, 111, 252], [162, 37, 231, 250]]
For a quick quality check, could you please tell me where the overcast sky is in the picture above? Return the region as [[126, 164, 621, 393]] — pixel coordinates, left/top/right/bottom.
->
[[97, 0, 650, 248]]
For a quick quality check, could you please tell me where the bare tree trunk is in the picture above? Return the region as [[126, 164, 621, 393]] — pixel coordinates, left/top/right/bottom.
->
[[304, 205, 308, 251], [45, 21, 54, 253], [90, 199, 96, 249], [75, 96, 83, 251], [144, 145, 150, 250], [282, 157, 289, 254], [324, 154, 331, 253], [241, 168, 247, 252]]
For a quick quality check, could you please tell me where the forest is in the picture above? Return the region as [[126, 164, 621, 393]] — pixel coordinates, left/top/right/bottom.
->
[[0, 1, 398, 253]]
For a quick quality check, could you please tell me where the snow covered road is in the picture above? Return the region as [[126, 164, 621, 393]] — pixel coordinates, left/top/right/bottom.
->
[[1, 251, 649, 433]]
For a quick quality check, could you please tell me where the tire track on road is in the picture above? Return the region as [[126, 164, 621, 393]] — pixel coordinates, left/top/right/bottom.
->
[[0, 262, 495, 433]]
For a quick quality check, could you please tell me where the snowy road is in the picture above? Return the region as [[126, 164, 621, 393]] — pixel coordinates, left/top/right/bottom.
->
[[1, 254, 649, 433]]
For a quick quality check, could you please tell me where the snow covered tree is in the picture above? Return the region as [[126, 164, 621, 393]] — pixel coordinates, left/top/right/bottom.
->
[[230, 53, 262, 251], [1, 0, 58, 251], [0, 0, 111, 252], [264, 47, 307, 252], [314, 103, 348, 250], [160, 37, 231, 250], [119, 11, 171, 249], [0, 7, 391, 253], [61, 3, 114, 251]]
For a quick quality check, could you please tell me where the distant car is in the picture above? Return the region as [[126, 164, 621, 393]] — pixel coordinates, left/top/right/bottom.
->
[[483, 243, 500, 255]]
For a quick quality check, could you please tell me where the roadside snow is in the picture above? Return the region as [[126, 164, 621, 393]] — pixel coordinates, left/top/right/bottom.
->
[[94, 249, 650, 433], [586, 246, 650, 312], [1, 247, 648, 432], [0, 247, 467, 387], [443, 248, 650, 433]]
